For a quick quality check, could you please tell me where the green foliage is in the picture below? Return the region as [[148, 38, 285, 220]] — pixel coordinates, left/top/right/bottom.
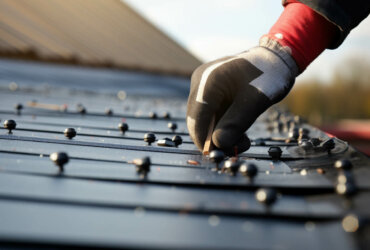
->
[[280, 58, 370, 125]]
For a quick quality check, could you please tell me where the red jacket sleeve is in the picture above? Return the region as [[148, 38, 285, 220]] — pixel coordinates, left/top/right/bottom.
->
[[262, 1, 337, 71], [283, 0, 370, 49]]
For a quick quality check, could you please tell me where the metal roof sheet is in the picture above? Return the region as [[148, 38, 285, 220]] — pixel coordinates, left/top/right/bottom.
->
[[0, 59, 369, 249]]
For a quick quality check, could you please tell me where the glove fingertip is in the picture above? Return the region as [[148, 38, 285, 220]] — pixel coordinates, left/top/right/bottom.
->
[[212, 130, 250, 156], [235, 134, 251, 153]]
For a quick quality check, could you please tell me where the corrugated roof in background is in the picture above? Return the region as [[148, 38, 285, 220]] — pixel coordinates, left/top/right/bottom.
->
[[0, 0, 202, 76]]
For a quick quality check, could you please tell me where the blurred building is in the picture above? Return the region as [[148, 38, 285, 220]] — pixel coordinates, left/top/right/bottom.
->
[[0, 0, 201, 76]]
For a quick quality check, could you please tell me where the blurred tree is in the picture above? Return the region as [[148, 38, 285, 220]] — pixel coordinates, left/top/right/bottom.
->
[[280, 57, 370, 125]]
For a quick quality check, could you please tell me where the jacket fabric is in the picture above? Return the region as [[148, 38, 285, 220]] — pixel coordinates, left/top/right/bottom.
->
[[283, 0, 370, 49]]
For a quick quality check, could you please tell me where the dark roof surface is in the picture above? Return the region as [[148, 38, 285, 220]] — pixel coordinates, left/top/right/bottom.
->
[[0, 0, 202, 76], [0, 59, 369, 249]]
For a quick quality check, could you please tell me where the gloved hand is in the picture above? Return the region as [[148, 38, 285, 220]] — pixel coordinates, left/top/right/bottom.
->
[[186, 38, 299, 154]]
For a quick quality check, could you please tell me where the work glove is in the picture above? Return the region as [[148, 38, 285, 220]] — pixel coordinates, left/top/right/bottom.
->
[[187, 38, 299, 154]]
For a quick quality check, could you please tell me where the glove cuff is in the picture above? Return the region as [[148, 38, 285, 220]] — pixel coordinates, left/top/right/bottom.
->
[[259, 36, 299, 78]]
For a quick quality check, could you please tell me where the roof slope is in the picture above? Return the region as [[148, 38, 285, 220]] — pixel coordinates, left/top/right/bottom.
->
[[0, 0, 202, 76]]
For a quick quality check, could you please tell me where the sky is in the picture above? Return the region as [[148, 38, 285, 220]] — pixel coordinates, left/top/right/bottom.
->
[[124, 0, 370, 82]]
